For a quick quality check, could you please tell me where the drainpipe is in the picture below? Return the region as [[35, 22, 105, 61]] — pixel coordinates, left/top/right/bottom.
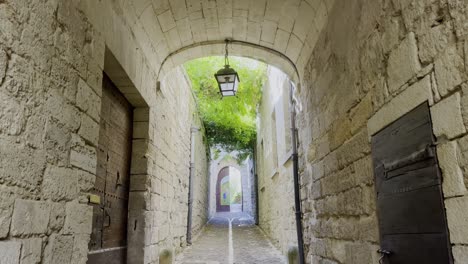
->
[[253, 147, 259, 225], [187, 126, 200, 245], [290, 82, 305, 264]]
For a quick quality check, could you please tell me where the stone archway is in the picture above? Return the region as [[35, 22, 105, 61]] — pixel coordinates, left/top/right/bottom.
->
[[215, 166, 243, 212]]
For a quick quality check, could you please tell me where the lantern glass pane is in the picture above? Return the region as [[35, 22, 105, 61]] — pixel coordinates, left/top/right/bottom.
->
[[233, 79, 239, 92], [220, 82, 233, 92], [216, 74, 226, 83], [222, 91, 235, 96]]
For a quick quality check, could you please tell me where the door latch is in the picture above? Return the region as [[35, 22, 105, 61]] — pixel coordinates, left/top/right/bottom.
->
[[377, 249, 391, 264]]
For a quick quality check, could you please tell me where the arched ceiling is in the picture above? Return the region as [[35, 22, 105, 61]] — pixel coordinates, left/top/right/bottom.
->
[[131, 0, 333, 80]]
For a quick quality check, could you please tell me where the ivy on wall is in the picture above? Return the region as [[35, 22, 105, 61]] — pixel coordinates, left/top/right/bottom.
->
[[184, 56, 267, 160]]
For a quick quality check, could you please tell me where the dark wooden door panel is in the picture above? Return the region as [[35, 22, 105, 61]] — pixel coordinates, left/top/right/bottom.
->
[[376, 161, 440, 196], [88, 74, 133, 264], [381, 233, 451, 264], [371, 102, 453, 264], [372, 103, 433, 164], [378, 185, 447, 235]]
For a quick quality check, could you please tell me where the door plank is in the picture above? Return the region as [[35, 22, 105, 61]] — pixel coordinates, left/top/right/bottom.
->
[[371, 102, 453, 264]]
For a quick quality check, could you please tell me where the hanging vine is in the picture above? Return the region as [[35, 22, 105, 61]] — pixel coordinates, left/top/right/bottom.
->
[[184, 56, 267, 161]]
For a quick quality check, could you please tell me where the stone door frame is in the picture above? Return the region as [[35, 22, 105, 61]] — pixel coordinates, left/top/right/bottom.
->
[[101, 48, 150, 264]]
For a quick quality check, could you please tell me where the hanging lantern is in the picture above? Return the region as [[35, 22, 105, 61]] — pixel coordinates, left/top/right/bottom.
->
[[214, 39, 240, 97]]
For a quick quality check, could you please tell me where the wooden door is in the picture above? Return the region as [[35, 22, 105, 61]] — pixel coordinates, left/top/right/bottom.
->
[[87, 74, 133, 264], [371, 103, 452, 264], [216, 167, 230, 212]]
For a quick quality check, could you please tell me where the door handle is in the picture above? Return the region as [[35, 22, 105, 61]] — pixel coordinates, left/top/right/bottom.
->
[[377, 249, 391, 264], [103, 208, 111, 228]]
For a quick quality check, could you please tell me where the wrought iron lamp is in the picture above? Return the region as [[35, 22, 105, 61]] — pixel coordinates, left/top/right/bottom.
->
[[214, 39, 240, 97]]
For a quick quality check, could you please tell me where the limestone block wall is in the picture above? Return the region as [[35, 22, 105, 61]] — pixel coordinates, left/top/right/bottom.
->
[[297, 0, 468, 263], [0, 0, 209, 263], [144, 68, 209, 261], [256, 66, 297, 256]]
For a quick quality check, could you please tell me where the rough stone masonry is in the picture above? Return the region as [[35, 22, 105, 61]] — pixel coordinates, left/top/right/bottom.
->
[[1, 0, 468, 263], [296, 0, 468, 263], [0, 0, 209, 263]]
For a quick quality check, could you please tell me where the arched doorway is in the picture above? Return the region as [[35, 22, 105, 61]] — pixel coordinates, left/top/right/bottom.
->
[[216, 167, 243, 212]]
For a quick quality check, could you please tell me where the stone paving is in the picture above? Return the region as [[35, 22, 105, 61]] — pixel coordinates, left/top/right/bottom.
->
[[176, 213, 286, 264]]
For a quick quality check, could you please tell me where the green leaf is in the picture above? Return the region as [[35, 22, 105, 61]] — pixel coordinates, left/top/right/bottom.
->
[[184, 56, 266, 157]]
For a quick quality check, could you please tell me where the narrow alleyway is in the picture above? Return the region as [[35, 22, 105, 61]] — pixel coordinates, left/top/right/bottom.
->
[[176, 213, 286, 264]]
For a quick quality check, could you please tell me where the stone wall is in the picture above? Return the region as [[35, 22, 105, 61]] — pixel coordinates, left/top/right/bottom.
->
[[297, 0, 468, 263], [256, 66, 297, 256], [0, 0, 209, 263], [143, 67, 209, 261]]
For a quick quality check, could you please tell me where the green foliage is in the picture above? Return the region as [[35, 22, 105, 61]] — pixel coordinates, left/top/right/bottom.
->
[[232, 192, 242, 204], [184, 57, 266, 158]]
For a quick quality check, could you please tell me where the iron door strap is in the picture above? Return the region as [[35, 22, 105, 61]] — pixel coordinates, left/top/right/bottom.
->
[[383, 144, 436, 179], [103, 208, 111, 228], [377, 249, 392, 264]]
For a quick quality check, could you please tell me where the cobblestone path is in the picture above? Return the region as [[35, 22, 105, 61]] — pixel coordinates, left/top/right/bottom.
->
[[176, 213, 286, 264]]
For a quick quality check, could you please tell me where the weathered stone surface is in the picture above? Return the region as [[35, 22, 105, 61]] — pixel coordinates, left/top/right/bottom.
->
[[44, 117, 72, 166], [434, 46, 466, 96], [445, 196, 468, 244], [460, 83, 468, 129], [21, 238, 43, 264], [78, 113, 99, 145], [457, 135, 468, 187], [431, 92, 466, 140], [49, 202, 66, 232], [437, 142, 467, 197], [43, 234, 74, 264], [76, 169, 95, 193], [0, 49, 7, 83], [76, 78, 100, 122], [418, 23, 455, 64], [70, 143, 97, 174], [0, 241, 21, 264], [448, 0, 468, 38], [387, 32, 421, 92], [71, 234, 90, 264], [63, 202, 92, 235], [381, 16, 403, 55], [42, 165, 79, 201], [453, 245, 468, 264], [345, 243, 379, 264], [11, 199, 50, 236]]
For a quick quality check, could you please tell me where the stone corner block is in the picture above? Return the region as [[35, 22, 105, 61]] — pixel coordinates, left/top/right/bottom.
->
[[453, 245, 468, 263], [445, 195, 468, 244], [431, 92, 466, 140], [63, 202, 93, 235], [437, 141, 467, 198], [0, 241, 21, 264], [43, 234, 74, 264], [11, 199, 50, 236]]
